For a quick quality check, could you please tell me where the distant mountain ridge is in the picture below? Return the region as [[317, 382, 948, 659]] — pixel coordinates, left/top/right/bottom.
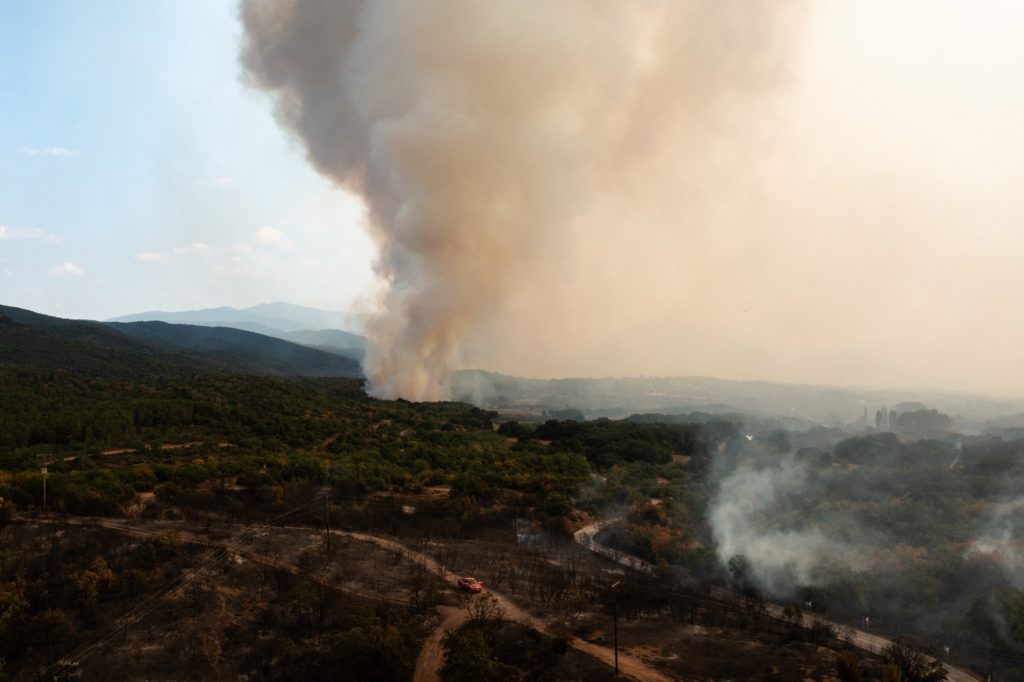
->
[[108, 302, 364, 334], [0, 304, 362, 380], [107, 302, 366, 360]]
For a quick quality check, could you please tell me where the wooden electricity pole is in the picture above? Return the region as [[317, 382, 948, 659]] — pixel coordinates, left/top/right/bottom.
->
[[38, 454, 53, 512], [614, 608, 619, 676], [611, 580, 621, 677], [324, 493, 331, 555]]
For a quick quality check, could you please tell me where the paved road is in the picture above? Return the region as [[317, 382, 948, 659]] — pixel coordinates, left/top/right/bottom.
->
[[574, 518, 981, 682]]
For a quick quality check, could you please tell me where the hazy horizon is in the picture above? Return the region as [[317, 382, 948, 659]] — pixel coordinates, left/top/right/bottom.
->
[[13, 296, 1024, 406]]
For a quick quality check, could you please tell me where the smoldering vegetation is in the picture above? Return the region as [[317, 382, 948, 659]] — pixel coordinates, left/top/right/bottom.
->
[[703, 423, 1024, 674], [500, 407, 1024, 673]]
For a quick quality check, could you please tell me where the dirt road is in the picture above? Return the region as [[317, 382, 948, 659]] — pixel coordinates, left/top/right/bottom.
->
[[26, 516, 672, 682], [413, 607, 467, 682], [25, 511, 981, 681], [339, 530, 674, 682], [575, 519, 981, 682]]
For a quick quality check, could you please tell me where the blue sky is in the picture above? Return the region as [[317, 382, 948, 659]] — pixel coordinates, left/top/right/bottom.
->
[[0, 1, 376, 320]]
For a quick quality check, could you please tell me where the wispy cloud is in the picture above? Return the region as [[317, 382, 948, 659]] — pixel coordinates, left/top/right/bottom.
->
[[50, 261, 84, 276], [19, 146, 80, 157], [293, 256, 323, 270], [171, 242, 211, 256], [190, 176, 234, 188], [214, 252, 278, 278], [256, 225, 293, 249], [0, 225, 61, 242], [43, 147, 79, 157], [136, 243, 211, 262]]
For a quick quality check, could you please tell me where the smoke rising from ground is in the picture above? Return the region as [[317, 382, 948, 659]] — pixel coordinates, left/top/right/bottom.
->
[[969, 498, 1024, 589], [706, 428, 1024, 657], [238, 0, 800, 399], [710, 453, 861, 595], [241, 2, 1024, 399]]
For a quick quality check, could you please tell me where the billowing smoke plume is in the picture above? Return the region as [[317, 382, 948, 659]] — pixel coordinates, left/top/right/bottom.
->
[[239, 0, 799, 399]]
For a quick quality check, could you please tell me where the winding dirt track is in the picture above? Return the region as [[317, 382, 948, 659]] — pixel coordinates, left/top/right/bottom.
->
[[25, 512, 983, 681], [413, 606, 467, 682], [339, 530, 673, 682], [26, 516, 672, 682]]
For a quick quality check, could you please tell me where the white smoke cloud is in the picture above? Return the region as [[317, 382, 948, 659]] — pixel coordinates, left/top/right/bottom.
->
[[709, 452, 865, 596], [239, 0, 801, 400]]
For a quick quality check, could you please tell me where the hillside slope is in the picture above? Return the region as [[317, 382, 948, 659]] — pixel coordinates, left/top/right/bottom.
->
[[0, 304, 362, 379], [0, 306, 217, 378], [108, 321, 362, 377], [107, 303, 366, 360]]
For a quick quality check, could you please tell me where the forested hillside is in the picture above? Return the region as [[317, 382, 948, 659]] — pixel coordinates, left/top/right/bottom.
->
[[0, 305, 361, 379]]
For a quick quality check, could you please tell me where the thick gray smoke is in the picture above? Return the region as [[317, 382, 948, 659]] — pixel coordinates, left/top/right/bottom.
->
[[239, 0, 800, 399]]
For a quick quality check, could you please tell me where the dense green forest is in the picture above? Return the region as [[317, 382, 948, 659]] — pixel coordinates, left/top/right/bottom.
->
[[0, 369, 595, 521]]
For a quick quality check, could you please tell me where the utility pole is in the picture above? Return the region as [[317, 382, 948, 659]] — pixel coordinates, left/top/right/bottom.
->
[[123, 516, 130, 642], [38, 454, 52, 512], [611, 580, 621, 677], [614, 608, 619, 676], [323, 493, 331, 555]]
